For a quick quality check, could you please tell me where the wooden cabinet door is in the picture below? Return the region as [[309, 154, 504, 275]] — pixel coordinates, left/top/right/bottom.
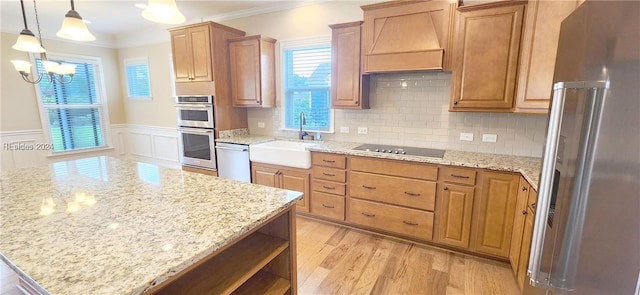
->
[[450, 2, 525, 111], [230, 38, 261, 107], [330, 22, 368, 109], [509, 177, 531, 274], [188, 25, 213, 82], [436, 183, 475, 249], [170, 28, 192, 83], [280, 169, 310, 213], [514, 0, 577, 113], [472, 171, 519, 258], [517, 206, 535, 290], [251, 164, 279, 188]]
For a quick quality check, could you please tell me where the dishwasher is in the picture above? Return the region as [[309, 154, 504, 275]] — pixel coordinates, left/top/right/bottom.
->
[[214, 142, 251, 183]]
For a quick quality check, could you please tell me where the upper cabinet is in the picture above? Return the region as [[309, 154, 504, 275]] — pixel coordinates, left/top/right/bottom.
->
[[329, 21, 370, 109], [228, 35, 276, 108], [169, 22, 249, 134], [170, 24, 214, 83], [514, 0, 578, 113], [450, 1, 525, 112], [360, 1, 458, 73]]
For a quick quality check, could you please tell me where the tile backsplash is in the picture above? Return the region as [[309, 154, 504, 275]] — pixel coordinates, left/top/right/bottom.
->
[[248, 72, 547, 157]]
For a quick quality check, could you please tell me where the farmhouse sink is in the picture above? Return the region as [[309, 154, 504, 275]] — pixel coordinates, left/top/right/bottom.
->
[[249, 140, 316, 169]]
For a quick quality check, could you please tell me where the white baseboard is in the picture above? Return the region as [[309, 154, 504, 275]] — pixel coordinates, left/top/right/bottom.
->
[[1, 124, 180, 171]]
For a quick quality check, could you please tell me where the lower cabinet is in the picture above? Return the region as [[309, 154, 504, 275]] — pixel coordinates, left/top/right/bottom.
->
[[436, 183, 475, 249], [510, 177, 531, 274], [348, 198, 434, 241], [517, 203, 535, 290], [472, 171, 519, 258], [252, 163, 310, 213]]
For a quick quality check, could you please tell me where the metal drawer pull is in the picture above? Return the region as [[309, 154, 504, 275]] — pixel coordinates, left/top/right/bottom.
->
[[322, 159, 336, 163], [522, 186, 528, 191], [404, 192, 421, 197], [322, 185, 335, 190], [451, 174, 470, 179], [361, 212, 375, 217], [403, 221, 419, 226], [322, 172, 335, 177], [322, 204, 335, 209], [522, 210, 528, 215], [362, 185, 376, 190]]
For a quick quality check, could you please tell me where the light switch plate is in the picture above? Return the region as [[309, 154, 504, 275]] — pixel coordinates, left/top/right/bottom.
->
[[482, 134, 498, 142], [257, 122, 265, 128], [358, 127, 368, 134], [460, 133, 474, 141], [340, 126, 350, 133]]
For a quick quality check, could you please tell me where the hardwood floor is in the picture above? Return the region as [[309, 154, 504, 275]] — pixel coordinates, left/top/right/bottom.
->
[[296, 216, 520, 295], [0, 216, 520, 294]]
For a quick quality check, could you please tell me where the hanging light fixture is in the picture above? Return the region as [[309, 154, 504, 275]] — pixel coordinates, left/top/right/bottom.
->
[[11, 0, 76, 84], [56, 0, 95, 41], [141, 0, 186, 24], [12, 0, 45, 53]]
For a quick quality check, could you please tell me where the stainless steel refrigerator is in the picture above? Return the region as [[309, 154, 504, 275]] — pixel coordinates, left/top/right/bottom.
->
[[524, 1, 640, 295]]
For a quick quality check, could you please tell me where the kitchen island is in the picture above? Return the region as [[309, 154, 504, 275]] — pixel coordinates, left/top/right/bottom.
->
[[0, 156, 302, 294]]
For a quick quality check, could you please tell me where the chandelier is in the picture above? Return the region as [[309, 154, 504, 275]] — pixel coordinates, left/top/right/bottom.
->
[[10, 0, 95, 84]]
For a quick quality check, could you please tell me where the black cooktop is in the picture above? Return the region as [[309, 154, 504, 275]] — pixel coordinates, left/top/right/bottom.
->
[[352, 144, 445, 158]]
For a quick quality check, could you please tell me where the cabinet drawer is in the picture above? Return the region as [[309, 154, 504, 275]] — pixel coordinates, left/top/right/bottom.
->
[[312, 153, 347, 169], [311, 192, 345, 221], [312, 166, 346, 183], [348, 198, 434, 241], [350, 157, 437, 180], [350, 171, 436, 211], [440, 167, 477, 185], [312, 179, 346, 196]]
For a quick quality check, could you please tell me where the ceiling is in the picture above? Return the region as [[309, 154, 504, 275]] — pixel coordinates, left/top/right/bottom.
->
[[0, 0, 292, 41]]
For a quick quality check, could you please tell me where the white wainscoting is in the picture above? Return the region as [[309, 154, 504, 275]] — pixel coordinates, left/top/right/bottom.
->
[[125, 124, 180, 168], [0, 125, 180, 172]]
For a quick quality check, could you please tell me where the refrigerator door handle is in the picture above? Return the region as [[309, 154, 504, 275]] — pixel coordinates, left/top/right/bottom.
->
[[551, 83, 608, 290], [528, 81, 568, 287], [528, 81, 609, 289]]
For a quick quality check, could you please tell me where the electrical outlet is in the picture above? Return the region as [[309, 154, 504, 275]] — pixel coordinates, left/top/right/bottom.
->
[[357, 127, 368, 134], [482, 134, 498, 142], [459, 132, 474, 141], [340, 126, 350, 133], [257, 122, 265, 128]]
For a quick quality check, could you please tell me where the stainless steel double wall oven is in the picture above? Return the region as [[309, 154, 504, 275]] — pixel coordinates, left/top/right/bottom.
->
[[176, 95, 216, 170]]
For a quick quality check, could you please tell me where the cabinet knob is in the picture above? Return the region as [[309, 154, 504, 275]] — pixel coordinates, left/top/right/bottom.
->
[[443, 187, 449, 191], [522, 210, 528, 215], [453, 101, 459, 105], [354, 100, 358, 104], [522, 186, 528, 191]]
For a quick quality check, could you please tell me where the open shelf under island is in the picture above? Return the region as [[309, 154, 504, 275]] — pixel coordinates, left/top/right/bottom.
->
[[0, 156, 302, 295]]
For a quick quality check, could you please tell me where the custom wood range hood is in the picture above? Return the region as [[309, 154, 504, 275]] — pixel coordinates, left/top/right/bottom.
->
[[361, 0, 457, 73]]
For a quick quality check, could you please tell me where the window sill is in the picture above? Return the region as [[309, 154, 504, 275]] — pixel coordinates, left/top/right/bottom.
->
[[47, 146, 116, 159]]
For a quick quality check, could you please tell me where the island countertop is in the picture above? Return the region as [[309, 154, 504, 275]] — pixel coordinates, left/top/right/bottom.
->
[[0, 157, 302, 295]]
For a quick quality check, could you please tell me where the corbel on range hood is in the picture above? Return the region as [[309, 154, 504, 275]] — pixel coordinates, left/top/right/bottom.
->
[[361, 0, 458, 73]]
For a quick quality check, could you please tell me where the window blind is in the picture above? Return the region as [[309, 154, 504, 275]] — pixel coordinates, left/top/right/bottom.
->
[[283, 46, 332, 131], [125, 58, 151, 98], [36, 58, 107, 153]]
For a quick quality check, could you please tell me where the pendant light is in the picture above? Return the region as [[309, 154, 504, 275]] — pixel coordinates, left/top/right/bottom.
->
[[12, 0, 46, 53], [56, 0, 95, 41], [11, 0, 76, 84], [142, 0, 186, 24]]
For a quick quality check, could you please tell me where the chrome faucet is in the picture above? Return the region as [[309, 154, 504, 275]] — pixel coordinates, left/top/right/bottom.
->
[[299, 112, 308, 140]]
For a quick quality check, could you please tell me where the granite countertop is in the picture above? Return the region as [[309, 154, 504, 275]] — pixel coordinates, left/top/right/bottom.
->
[[0, 157, 302, 295], [220, 136, 541, 190]]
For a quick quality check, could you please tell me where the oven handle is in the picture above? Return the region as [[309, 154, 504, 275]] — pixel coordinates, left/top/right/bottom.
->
[[214, 146, 248, 152], [175, 104, 212, 111], [179, 128, 213, 134]]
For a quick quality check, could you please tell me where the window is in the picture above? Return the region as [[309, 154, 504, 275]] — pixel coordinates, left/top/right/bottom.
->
[[282, 38, 333, 132], [35, 55, 109, 154], [124, 57, 151, 99]]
